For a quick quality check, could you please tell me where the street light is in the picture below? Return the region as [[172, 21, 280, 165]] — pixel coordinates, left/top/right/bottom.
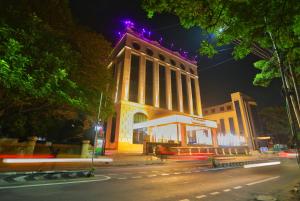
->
[[91, 92, 103, 171]]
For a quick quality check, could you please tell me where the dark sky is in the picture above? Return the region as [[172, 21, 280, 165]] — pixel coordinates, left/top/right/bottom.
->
[[70, 0, 284, 108]]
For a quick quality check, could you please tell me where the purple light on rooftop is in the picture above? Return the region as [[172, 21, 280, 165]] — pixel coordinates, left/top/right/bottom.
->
[[148, 31, 151, 37], [123, 20, 134, 29], [159, 37, 163, 43], [171, 43, 174, 49]]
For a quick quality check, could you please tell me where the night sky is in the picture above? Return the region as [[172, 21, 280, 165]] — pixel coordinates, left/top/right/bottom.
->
[[70, 0, 284, 108]]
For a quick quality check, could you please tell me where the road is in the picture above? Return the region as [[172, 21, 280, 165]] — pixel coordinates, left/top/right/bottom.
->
[[0, 159, 299, 201]]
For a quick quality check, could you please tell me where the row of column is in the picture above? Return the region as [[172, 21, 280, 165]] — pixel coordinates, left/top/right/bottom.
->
[[120, 47, 202, 116]]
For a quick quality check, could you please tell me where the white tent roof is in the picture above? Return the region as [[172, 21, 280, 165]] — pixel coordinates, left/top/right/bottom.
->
[[133, 114, 217, 129]]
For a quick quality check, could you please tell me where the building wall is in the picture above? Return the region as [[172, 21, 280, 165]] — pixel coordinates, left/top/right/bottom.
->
[[203, 92, 259, 149], [106, 32, 206, 153]]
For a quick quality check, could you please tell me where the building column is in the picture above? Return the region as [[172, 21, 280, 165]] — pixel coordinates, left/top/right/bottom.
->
[[211, 128, 218, 147], [194, 78, 203, 116], [187, 76, 193, 115], [121, 47, 132, 101], [179, 124, 187, 146], [138, 54, 146, 104], [153, 59, 159, 107], [177, 71, 183, 112], [166, 65, 172, 110]]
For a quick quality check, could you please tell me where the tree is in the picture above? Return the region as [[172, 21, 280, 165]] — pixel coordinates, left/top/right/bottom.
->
[[0, 0, 113, 141], [259, 107, 292, 145], [142, 0, 300, 130]]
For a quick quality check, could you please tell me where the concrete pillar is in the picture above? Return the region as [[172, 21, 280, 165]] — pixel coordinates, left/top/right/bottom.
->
[[215, 148, 219, 155], [81, 140, 90, 158], [222, 148, 225, 155], [166, 65, 172, 110], [177, 70, 183, 112], [138, 54, 146, 104], [25, 136, 38, 155], [234, 148, 238, 155], [229, 148, 232, 155], [194, 78, 203, 116], [121, 47, 131, 101], [187, 76, 193, 115], [211, 128, 218, 147], [153, 59, 159, 107], [179, 124, 187, 146]]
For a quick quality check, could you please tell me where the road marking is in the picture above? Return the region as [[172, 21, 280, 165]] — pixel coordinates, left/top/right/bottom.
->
[[174, 172, 181, 175], [139, 172, 147, 174], [179, 199, 190, 201], [117, 177, 127, 180], [246, 176, 280, 186], [131, 176, 142, 179], [107, 173, 118, 176], [233, 186, 242, 189], [14, 175, 28, 182], [244, 161, 281, 168], [193, 170, 201, 173], [184, 171, 192, 174], [223, 189, 231, 192], [161, 173, 169, 176], [147, 174, 157, 177], [196, 195, 207, 199], [210, 192, 220, 195], [0, 176, 111, 190]]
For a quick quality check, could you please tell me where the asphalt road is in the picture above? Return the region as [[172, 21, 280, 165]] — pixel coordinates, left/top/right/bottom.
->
[[0, 159, 299, 201]]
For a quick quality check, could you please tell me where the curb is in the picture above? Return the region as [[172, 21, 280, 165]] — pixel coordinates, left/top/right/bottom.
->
[[0, 170, 92, 184]]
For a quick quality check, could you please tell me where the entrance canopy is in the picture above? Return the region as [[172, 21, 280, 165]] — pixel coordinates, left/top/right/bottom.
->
[[133, 114, 217, 129]]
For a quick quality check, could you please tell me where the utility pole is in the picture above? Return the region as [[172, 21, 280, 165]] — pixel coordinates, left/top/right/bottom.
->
[[91, 92, 103, 170]]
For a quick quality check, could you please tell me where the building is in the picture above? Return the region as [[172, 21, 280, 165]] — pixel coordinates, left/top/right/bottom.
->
[[104, 27, 218, 153], [104, 25, 258, 154], [203, 92, 261, 150]]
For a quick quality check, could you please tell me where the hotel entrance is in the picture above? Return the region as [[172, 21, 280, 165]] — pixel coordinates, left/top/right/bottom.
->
[[133, 114, 217, 151]]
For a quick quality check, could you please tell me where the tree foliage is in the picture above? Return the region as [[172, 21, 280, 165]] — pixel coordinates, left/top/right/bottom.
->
[[142, 0, 300, 86], [259, 107, 296, 145], [0, 0, 113, 141]]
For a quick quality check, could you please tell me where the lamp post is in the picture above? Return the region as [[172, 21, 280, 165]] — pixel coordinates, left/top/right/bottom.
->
[[91, 92, 103, 170]]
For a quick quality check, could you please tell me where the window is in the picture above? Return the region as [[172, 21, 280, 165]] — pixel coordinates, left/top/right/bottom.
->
[[171, 70, 178, 111], [220, 107, 225, 112], [190, 78, 198, 115], [180, 63, 185, 70], [132, 42, 141, 50], [220, 119, 226, 134], [181, 74, 189, 113], [229, 117, 236, 134], [170, 59, 176, 66], [146, 48, 153, 56], [211, 108, 215, 113], [132, 113, 148, 144], [234, 101, 245, 135], [116, 56, 124, 102], [226, 105, 232, 110], [249, 104, 262, 135], [110, 113, 117, 143], [129, 54, 139, 103], [159, 65, 167, 109], [145, 60, 154, 106], [158, 54, 165, 61]]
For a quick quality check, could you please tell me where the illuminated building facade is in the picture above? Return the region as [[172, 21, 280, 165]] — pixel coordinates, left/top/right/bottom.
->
[[105, 28, 218, 153], [203, 92, 261, 150]]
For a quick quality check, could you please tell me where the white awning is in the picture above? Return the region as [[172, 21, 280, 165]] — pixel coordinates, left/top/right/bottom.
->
[[133, 114, 217, 129]]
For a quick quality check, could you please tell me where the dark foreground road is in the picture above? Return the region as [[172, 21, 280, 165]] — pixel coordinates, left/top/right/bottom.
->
[[0, 159, 299, 201]]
